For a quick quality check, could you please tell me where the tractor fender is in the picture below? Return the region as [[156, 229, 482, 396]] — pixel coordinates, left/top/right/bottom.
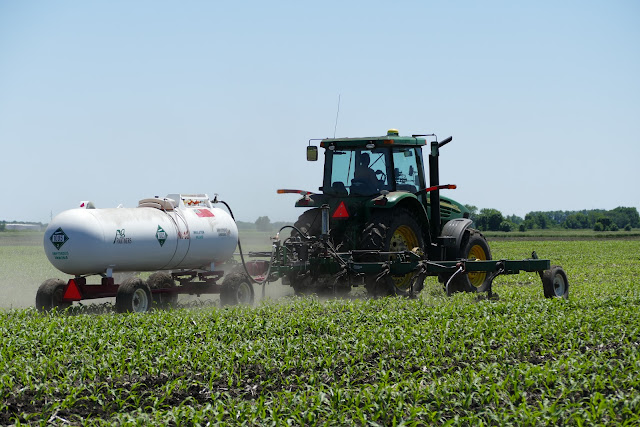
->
[[365, 191, 421, 210], [365, 192, 430, 238], [440, 218, 473, 259]]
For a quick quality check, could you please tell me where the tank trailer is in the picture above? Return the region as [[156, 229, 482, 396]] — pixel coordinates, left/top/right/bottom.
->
[[39, 194, 253, 312]]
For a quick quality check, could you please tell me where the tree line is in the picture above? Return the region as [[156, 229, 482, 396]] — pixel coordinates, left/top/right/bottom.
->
[[237, 216, 292, 232], [0, 220, 47, 232], [466, 206, 639, 232]]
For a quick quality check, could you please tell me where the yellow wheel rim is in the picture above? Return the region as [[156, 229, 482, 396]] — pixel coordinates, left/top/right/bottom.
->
[[467, 244, 488, 287], [390, 226, 419, 290]]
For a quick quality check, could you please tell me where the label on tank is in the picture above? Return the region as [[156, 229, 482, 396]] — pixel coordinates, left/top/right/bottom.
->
[[113, 229, 132, 244], [156, 225, 167, 246], [195, 209, 214, 218], [50, 228, 69, 250], [52, 251, 69, 260]]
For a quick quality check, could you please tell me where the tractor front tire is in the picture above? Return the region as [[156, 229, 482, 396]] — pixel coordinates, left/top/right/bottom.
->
[[36, 278, 71, 312], [220, 272, 255, 306], [444, 229, 492, 295], [116, 277, 152, 313], [360, 209, 424, 297]]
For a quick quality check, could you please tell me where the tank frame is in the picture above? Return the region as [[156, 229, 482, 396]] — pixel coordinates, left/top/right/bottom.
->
[[61, 270, 227, 302]]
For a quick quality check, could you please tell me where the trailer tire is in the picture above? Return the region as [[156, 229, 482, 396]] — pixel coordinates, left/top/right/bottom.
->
[[220, 272, 254, 306], [444, 229, 492, 295], [360, 209, 424, 297], [542, 266, 569, 299], [116, 277, 152, 313], [147, 272, 179, 309], [36, 278, 71, 312]]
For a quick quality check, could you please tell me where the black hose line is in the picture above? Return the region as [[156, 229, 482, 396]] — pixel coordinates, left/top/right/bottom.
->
[[216, 200, 348, 290], [216, 200, 275, 288]]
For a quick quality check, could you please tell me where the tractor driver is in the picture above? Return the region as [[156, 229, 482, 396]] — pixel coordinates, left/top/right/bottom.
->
[[354, 152, 382, 194]]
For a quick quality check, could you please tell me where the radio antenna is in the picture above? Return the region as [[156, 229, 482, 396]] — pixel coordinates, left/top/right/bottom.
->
[[333, 94, 341, 138]]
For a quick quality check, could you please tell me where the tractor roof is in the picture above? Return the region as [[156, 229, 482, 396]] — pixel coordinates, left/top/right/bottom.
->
[[320, 129, 426, 148]]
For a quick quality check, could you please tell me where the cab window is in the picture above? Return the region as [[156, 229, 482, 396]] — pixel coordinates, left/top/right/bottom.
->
[[392, 148, 420, 192], [324, 148, 390, 196]]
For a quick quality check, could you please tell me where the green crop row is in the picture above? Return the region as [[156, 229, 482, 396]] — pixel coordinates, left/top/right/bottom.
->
[[1, 240, 639, 425]]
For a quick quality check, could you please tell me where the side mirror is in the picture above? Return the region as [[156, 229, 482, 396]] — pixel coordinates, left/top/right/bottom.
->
[[307, 146, 318, 161]]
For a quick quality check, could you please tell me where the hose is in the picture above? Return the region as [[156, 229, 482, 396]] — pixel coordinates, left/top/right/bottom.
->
[[216, 199, 350, 298], [216, 200, 276, 294], [444, 265, 464, 296]]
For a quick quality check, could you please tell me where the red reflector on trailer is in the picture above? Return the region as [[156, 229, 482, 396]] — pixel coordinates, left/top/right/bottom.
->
[[63, 279, 82, 301], [332, 202, 349, 218]]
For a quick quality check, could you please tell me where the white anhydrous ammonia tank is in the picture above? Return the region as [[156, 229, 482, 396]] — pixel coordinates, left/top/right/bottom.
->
[[44, 194, 238, 276]]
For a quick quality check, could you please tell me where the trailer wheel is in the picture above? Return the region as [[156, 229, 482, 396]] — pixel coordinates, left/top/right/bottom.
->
[[147, 272, 179, 309], [360, 209, 424, 297], [220, 272, 254, 306], [36, 279, 71, 312], [116, 277, 152, 313], [444, 229, 492, 295], [542, 266, 569, 299]]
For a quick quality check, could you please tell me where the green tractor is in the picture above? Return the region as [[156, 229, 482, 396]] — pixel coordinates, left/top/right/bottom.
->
[[278, 129, 491, 296]]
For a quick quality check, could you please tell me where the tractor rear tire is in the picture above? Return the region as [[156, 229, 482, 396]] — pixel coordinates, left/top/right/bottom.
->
[[116, 277, 152, 313], [542, 266, 569, 299], [444, 229, 492, 295], [360, 209, 424, 297], [220, 272, 255, 306], [147, 272, 179, 309], [292, 208, 322, 238], [36, 278, 71, 312], [290, 208, 323, 265], [292, 207, 353, 250]]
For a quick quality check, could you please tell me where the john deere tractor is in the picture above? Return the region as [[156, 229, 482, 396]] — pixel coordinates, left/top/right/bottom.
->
[[277, 129, 492, 296]]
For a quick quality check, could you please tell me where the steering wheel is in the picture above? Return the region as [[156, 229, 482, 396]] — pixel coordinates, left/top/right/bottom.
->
[[375, 170, 386, 181]]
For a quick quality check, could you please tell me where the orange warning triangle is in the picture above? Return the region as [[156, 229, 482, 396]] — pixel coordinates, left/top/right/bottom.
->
[[332, 201, 349, 218], [63, 279, 82, 301]]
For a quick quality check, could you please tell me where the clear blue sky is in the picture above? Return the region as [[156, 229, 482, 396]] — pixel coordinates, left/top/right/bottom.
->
[[1, 1, 638, 223]]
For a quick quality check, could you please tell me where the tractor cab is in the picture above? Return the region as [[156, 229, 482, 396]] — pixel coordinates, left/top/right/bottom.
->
[[322, 145, 424, 197], [317, 129, 427, 198]]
